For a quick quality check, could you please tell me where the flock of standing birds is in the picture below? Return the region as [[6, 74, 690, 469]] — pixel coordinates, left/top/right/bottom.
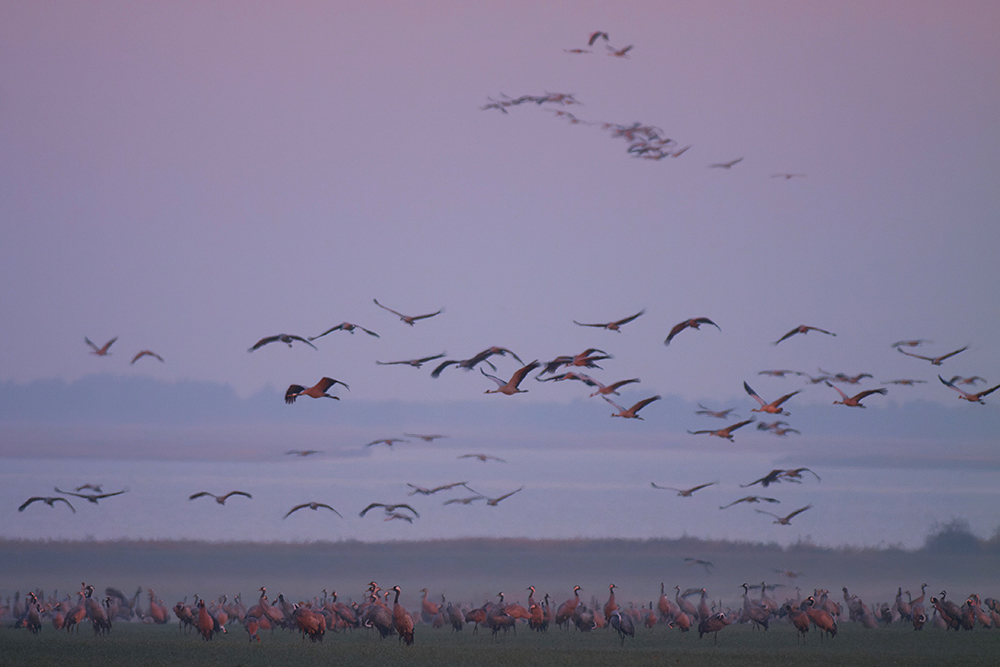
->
[[9, 29, 998, 653]]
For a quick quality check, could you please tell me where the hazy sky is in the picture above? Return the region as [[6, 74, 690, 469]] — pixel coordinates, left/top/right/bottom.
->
[[2, 2, 999, 548]]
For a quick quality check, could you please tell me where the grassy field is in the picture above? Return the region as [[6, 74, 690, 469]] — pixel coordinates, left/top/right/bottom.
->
[[2, 620, 999, 667]]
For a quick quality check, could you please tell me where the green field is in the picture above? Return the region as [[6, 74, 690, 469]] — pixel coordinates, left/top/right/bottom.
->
[[2, 619, 998, 667]]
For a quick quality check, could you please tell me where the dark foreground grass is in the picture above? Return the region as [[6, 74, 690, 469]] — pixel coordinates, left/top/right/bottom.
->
[[1, 621, 997, 667]]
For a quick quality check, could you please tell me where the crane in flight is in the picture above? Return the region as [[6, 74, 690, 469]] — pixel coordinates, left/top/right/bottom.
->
[[373, 298, 443, 325], [85, 336, 117, 356]]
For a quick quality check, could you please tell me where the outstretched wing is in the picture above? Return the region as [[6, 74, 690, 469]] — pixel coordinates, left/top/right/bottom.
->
[[359, 503, 386, 517], [772, 327, 800, 345], [631, 395, 662, 413], [248, 335, 280, 352], [285, 385, 305, 404], [743, 382, 767, 407]]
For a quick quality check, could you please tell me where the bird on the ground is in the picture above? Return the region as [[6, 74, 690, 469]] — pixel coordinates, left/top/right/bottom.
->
[[391, 586, 414, 645], [756, 505, 812, 525], [54, 487, 128, 504], [740, 469, 787, 488], [189, 491, 252, 504], [709, 157, 743, 169], [607, 44, 633, 58], [309, 322, 379, 340], [359, 503, 419, 518], [484, 487, 523, 506], [572, 309, 645, 332], [431, 347, 524, 378], [248, 334, 317, 352], [373, 298, 443, 325], [85, 336, 117, 356], [403, 433, 448, 442], [651, 482, 716, 497], [665, 318, 720, 346], [896, 345, 968, 365], [407, 481, 467, 496], [684, 558, 714, 572], [18, 496, 76, 513], [604, 395, 661, 419], [772, 325, 836, 345], [376, 352, 447, 368], [826, 381, 887, 408], [610, 609, 635, 645], [285, 377, 348, 404], [695, 404, 739, 419], [366, 438, 408, 448], [130, 350, 164, 364], [939, 375, 1000, 404], [285, 449, 322, 457], [771, 173, 806, 180], [458, 453, 505, 462], [891, 339, 932, 348], [481, 360, 541, 395], [744, 382, 799, 416], [283, 502, 342, 518], [687, 418, 754, 442], [588, 31, 609, 46], [719, 496, 780, 509], [698, 612, 733, 642]]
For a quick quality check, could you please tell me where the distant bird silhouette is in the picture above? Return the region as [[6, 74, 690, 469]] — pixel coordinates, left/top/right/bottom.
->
[[85, 336, 117, 356], [588, 31, 609, 46], [403, 433, 449, 442], [130, 350, 164, 364], [772, 325, 836, 345], [443, 495, 485, 505], [607, 44, 633, 58], [709, 157, 743, 169], [719, 496, 780, 509], [360, 503, 419, 518], [432, 347, 524, 378], [406, 481, 467, 496], [740, 469, 787, 488], [283, 502, 342, 519], [744, 382, 799, 416], [896, 345, 968, 366], [189, 491, 252, 505], [572, 309, 645, 332], [458, 453, 505, 462], [651, 482, 716, 497], [373, 298, 443, 325], [19, 496, 76, 513], [384, 512, 414, 523], [309, 322, 379, 340], [542, 372, 640, 397], [687, 419, 754, 442], [604, 395, 661, 420], [947, 375, 988, 386], [771, 173, 806, 180], [684, 558, 714, 572], [54, 487, 128, 504], [75, 483, 104, 493], [695, 404, 739, 419], [756, 505, 812, 525], [757, 369, 797, 377], [285, 377, 348, 404], [285, 449, 322, 457], [366, 438, 408, 448], [248, 334, 317, 352], [376, 352, 446, 368], [939, 375, 1000, 404], [780, 468, 821, 482], [665, 318, 720, 346], [484, 487, 523, 506], [882, 379, 927, 386], [826, 381, 887, 408], [540, 349, 611, 375], [481, 361, 541, 395], [891, 339, 932, 348]]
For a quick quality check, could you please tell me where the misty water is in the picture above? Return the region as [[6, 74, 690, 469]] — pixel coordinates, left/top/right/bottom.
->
[[5, 444, 998, 549]]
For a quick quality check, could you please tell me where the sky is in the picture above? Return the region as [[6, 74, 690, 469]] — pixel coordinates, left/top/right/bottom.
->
[[1, 2, 999, 548]]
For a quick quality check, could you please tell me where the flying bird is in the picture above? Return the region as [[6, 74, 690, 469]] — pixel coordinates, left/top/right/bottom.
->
[[572, 309, 645, 332], [709, 157, 743, 169], [896, 345, 968, 366], [695, 404, 739, 419], [780, 468, 821, 482], [309, 322, 379, 340], [366, 438, 408, 448], [406, 481, 467, 496], [373, 298, 443, 325], [384, 512, 414, 523], [757, 370, 798, 378], [285, 449, 322, 457], [283, 502, 343, 519], [772, 325, 836, 345], [403, 433, 449, 442], [651, 482, 716, 497], [481, 360, 541, 395], [719, 496, 780, 509], [771, 173, 806, 180], [744, 382, 800, 416], [741, 469, 787, 488], [756, 505, 813, 525], [826, 381, 887, 408], [607, 44, 633, 58], [376, 352, 447, 368], [130, 350, 164, 364], [431, 347, 524, 378], [18, 496, 76, 513], [54, 487, 128, 504], [947, 376, 988, 386], [248, 334, 317, 352], [85, 336, 117, 356], [359, 503, 419, 518], [443, 495, 485, 505], [684, 558, 714, 572], [664, 318, 720, 346], [189, 491, 252, 505], [882, 379, 927, 386], [604, 395, 661, 419], [484, 487, 524, 506], [539, 349, 611, 375], [75, 483, 104, 493], [939, 375, 1000, 404], [588, 31, 609, 46], [285, 377, 349, 404], [891, 339, 932, 348], [458, 453, 505, 463], [687, 418, 755, 442]]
